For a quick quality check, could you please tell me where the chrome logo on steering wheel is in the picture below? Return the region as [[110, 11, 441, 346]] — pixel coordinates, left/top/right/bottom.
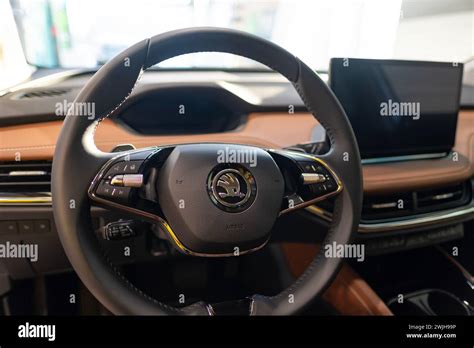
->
[[207, 167, 257, 212], [216, 172, 246, 199]]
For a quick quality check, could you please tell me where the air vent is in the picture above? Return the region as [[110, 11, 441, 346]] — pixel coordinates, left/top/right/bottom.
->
[[417, 183, 470, 212], [362, 192, 414, 220], [361, 181, 472, 221], [15, 89, 69, 99], [0, 161, 52, 205]]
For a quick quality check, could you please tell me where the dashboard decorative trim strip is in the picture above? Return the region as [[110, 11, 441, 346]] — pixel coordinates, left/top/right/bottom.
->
[[0, 194, 52, 205], [305, 204, 474, 233]]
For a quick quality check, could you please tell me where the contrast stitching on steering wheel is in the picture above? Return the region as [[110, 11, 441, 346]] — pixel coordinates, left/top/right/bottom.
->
[[91, 38, 151, 140], [85, 38, 188, 314], [260, 64, 344, 308], [86, 36, 344, 315], [270, 195, 343, 304]]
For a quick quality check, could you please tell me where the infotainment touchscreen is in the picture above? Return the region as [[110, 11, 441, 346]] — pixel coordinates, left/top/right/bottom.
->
[[329, 58, 463, 160]]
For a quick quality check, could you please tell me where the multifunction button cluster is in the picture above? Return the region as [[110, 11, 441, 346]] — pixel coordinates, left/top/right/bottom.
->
[[270, 150, 342, 215], [95, 160, 144, 203], [297, 161, 338, 196]]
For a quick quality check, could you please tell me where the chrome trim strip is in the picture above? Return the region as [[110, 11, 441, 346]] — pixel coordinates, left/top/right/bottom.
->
[[8, 171, 48, 176], [371, 202, 397, 209], [305, 204, 474, 233], [436, 246, 474, 285], [0, 195, 52, 205], [361, 152, 448, 164], [432, 193, 454, 200], [205, 304, 216, 316]]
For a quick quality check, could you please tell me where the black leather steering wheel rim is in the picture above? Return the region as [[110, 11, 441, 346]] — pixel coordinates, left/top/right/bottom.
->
[[51, 27, 362, 315]]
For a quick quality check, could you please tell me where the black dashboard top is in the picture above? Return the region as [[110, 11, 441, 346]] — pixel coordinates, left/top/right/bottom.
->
[[0, 70, 308, 127]]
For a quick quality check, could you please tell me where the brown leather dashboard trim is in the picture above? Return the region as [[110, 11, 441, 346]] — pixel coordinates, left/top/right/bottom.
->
[[0, 111, 472, 194], [281, 243, 393, 316], [0, 113, 317, 160], [362, 110, 474, 194]]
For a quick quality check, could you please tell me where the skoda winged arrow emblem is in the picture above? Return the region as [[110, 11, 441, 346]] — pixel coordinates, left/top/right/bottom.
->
[[216, 173, 245, 199], [207, 167, 257, 212]]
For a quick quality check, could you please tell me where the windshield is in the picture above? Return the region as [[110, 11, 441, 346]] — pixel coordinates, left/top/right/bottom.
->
[[7, 0, 474, 70]]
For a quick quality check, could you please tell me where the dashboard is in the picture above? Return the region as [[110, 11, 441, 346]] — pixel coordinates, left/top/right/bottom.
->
[[0, 68, 473, 275], [0, 69, 472, 192]]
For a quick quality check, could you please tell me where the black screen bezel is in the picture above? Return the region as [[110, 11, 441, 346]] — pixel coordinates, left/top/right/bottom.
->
[[329, 58, 463, 160]]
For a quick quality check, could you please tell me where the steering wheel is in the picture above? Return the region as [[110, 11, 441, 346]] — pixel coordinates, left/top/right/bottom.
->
[[52, 28, 362, 315]]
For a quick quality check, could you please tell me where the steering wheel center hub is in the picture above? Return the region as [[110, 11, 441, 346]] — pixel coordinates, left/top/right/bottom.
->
[[157, 144, 284, 256], [207, 165, 257, 213]]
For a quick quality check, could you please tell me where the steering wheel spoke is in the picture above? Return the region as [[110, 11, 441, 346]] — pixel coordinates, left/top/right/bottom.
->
[[88, 146, 173, 220], [181, 297, 255, 316], [269, 149, 343, 215]]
